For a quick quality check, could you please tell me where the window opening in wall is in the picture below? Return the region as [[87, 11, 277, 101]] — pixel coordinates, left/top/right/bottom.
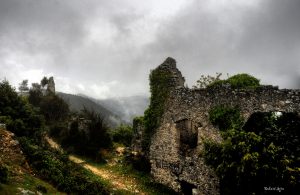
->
[[176, 119, 198, 154]]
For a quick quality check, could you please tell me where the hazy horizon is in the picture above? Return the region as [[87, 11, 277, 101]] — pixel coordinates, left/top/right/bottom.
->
[[1, 0, 300, 99]]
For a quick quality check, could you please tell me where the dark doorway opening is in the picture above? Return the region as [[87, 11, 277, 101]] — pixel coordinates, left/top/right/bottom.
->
[[176, 119, 198, 154], [180, 180, 197, 195]]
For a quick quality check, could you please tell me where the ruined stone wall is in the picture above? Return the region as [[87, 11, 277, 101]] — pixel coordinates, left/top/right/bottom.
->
[[47, 76, 55, 94], [148, 58, 300, 194], [131, 118, 145, 154]]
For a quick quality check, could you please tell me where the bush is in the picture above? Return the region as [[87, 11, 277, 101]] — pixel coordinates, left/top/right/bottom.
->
[[209, 105, 243, 131], [61, 109, 112, 160], [204, 111, 300, 194], [112, 125, 133, 146], [0, 164, 8, 184], [125, 153, 151, 173], [208, 73, 260, 89], [18, 137, 110, 195], [193, 73, 223, 88], [0, 80, 44, 137], [49, 122, 68, 138], [40, 94, 69, 123]]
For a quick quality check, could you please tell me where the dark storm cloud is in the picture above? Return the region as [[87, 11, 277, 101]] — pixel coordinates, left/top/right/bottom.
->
[[144, 0, 300, 88], [0, 0, 92, 72], [0, 0, 299, 99], [235, 0, 300, 88]]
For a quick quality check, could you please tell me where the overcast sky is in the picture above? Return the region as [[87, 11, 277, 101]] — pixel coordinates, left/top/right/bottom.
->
[[0, 0, 299, 99]]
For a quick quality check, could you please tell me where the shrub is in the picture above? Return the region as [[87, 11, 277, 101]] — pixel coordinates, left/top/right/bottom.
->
[[0, 164, 8, 184], [125, 153, 151, 173], [193, 73, 223, 88], [226, 74, 260, 89], [18, 137, 110, 195], [49, 122, 68, 138], [39, 94, 69, 123], [61, 109, 112, 160], [112, 125, 133, 146], [0, 80, 44, 137], [209, 105, 243, 131], [208, 73, 260, 89], [204, 111, 300, 194]]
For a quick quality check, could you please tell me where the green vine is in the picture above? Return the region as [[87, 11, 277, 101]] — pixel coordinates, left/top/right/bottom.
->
[[142, 69, 172, 153]]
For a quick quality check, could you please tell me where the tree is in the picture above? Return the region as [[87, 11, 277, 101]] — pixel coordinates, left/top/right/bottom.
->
[[205, 110, 300, 194], [40, 94, 69, 123], [18, 79, 29, 94], [193, 73, 223, 89], [0, 80, 44, 137], [112, 125, 133, 146], [41, 76, 48, 88], [63, 108, 112, 160], [28, 83, 43, 107]]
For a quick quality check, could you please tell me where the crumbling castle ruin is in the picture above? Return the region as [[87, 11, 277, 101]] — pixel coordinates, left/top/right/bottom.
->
[[135, 57, 300, 194], [46, 76, 55, 94]]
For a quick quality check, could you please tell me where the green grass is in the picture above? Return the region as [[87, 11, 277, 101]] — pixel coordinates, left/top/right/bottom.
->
[[0, 173, 65, 195], [80, 155, 177, 195]]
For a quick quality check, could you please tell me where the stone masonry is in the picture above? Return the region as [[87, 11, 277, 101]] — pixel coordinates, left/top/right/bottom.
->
[[47, 76, 55, 94], [148, 57, 300, 194]]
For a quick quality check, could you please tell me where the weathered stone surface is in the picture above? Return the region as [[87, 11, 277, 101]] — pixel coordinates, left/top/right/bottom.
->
[[47, 76, 55, 94], [148, 58, 300, 194], [131, 118, 145, 154]]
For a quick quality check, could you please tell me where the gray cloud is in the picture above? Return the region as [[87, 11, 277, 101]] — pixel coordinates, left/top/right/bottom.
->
[[144, 0, 300, 88], [0, 0, 299, 99]]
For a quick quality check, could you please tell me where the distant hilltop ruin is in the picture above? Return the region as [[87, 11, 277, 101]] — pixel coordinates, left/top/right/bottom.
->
[[132, 57, 300, 194]]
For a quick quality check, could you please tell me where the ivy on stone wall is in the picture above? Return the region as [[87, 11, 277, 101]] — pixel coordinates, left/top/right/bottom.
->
[[142, 69, 172, 153]]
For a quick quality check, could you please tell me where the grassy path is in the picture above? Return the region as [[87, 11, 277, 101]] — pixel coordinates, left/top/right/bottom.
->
[[69, 155, 144, 194], [45, 137, 176, 195], [46, 136, 146, 194]]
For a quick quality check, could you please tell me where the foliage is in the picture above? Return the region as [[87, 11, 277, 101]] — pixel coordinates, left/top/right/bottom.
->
[[0, 80, 44, 137], [133, 116, 144, 130], [61, 108, 112, 160], [28, 83, 43, 107], [209, 105, 243, 131], [49, 122, 68, 138], [143, 69, 172, 153], [111, 125, 133, 146], [18, 137, 110, 195], [39, 94, 69, 123], [0, 164, 8, 184], [40, 77, 49, 88], [18, 80, 29, 94], [81, 108, 112, 151], [193, 72, 223, 88], [125, 153, 151, 173], [208, 73, 260, 89], [205, 110, 300, 194], [101, 155, 176, 195]]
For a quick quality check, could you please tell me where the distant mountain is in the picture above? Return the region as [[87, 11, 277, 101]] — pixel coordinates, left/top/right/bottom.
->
[[57, 92, 125, 127], [96, 96, 149, 123]]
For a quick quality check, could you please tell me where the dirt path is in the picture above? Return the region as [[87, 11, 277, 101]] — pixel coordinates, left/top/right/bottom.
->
[[46, 137, 145, 194]]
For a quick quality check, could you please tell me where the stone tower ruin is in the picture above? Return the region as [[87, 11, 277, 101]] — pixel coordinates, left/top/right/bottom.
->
[[46, 76, 55, 94]]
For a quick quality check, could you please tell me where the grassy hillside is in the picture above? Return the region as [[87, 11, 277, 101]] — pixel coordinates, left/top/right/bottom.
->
[[57, 92, 126, 127], [97, 96, 149, 123], [0, 128, 64, 194]]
